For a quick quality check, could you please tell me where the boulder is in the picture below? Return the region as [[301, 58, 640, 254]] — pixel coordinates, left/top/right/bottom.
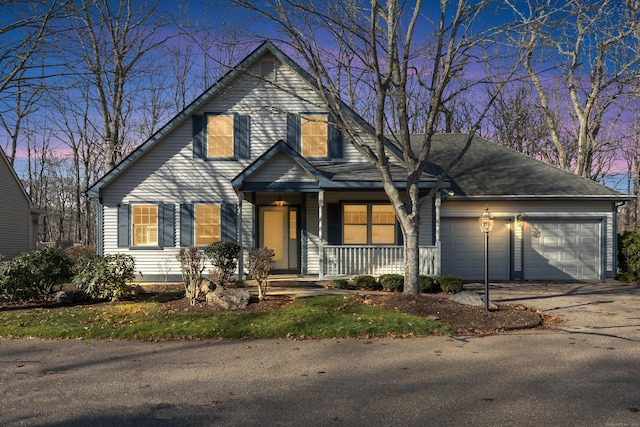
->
[[55, 290, 89, 305], [450, 291, 498, 310], [206, 288, 250, 310]]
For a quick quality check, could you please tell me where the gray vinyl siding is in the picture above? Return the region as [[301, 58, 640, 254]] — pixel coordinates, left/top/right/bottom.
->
[[0, 154, 31, 259], [246, 152, 317, 183]]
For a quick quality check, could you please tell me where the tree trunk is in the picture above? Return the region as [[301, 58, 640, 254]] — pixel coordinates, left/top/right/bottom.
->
[[403, 219, 420, 294]]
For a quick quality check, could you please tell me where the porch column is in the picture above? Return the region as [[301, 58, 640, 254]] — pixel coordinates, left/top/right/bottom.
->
[[435, 193, 442, 276], [318, 190, 324, 279], [237, 191, 244, 280]]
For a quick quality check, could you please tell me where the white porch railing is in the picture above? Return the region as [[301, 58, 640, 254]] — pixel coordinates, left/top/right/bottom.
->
[[323, 245, 439, 277]]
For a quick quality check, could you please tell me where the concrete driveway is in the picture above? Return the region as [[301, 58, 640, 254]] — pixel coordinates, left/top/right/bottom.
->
[[467, 279, 640, 340], [1, 280, 639, 426]]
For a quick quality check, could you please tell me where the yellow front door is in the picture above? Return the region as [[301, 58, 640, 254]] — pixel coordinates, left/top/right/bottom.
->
[[259, 206, 298, 271]]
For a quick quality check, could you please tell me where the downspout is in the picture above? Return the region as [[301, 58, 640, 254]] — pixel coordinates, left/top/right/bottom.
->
[[238, 191, 244, 280], [435, 192, 442, 277], [318, 190, 324, 279]]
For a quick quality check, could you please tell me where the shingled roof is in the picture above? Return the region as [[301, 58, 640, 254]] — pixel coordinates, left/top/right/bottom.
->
[[419, 133, 627, 200]]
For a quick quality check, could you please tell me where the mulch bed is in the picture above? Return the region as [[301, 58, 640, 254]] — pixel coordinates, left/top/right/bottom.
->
[[158, 291, 546, 334], [355, 294, 546, 334]]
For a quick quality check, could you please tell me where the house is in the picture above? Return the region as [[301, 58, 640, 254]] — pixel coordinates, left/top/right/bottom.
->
[[86, 41, 630, 283], [0, 147, 40, 260]]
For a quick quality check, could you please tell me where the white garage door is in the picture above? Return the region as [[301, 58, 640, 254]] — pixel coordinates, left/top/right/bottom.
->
[[440, 219, 510, 281], [523, 220, 600, 281]]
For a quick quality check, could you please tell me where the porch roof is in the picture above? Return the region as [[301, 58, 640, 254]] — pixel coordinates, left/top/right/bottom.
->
[[232, 140, 442, 192]]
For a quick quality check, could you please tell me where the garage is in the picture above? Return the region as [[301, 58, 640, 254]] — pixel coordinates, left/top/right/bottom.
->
[[523, 220, 601, 281], [440, 218, 511, 281]]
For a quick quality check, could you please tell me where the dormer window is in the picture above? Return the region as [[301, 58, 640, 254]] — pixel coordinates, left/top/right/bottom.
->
[[301, 114, 328, 157], [287, 112, 343, 159], [207, 114, 234, 157], [192, 113, 249, 160]]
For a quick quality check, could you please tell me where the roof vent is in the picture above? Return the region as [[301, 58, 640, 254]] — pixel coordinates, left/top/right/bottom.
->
[[260, 59, 276, 81]]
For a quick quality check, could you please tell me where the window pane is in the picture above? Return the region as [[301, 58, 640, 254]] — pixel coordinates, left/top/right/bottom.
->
[[301, 114, 327, 157], [132, 205, 158, 246], [344, 225, 367, 244], [289, 210, 297, 240], [372, 225, 395, 244], [372, 205, 395, 224], [195, 204, 220, 246], [207, 115, 234, 157], [344, 205, 367, 225]]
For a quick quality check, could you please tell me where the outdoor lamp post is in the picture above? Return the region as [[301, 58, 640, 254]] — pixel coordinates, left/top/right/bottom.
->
[[479, 206, 494, 311]]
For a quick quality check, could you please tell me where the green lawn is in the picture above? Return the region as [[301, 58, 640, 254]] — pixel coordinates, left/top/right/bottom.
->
[[0, 295, 455, 340]]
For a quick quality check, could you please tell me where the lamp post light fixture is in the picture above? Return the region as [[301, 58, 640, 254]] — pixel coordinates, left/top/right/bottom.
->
[[479, 206, 494, 311]]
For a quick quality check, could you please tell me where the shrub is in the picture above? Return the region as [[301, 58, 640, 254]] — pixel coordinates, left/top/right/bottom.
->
[[246, 247, 275, 301], [352, 275, 379, 290], [617, 231, 640, 281], [437, 274, 464, 294], [204, 241, 241, 289], [419, 275, 439, 293], [331, 279, 349, 289], [176, 247, 206, 306], [0, 247, 73, 302], [64, 245, 97, 274], [379, 274, 404, 292], [73, 254, 136, 301]]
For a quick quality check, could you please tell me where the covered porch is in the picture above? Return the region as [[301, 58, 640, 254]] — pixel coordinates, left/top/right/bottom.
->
[[231, 140, 443, 280], [234, 188, 443, 280], [322, 244, 440, 277]]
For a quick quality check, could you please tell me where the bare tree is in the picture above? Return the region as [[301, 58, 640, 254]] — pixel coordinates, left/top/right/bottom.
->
[[0, 0, 69, 164], [486, 81, 555, 159], [66, 0, 175, 170], [49, 82, 104, 243], [236, 0, 518, 294], [507, 0, 640, 179]]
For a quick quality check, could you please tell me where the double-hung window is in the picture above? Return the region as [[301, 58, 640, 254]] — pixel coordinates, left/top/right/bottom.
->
[[132, 204, 159, 247], [301, 114, 328, 157], [343, 204, 396, 245], [206, 114, 234, 157], [194, 204, 221, 246]]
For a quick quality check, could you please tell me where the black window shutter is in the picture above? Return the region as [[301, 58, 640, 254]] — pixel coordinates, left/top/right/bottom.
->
[[326, 203, 341, 245], [287, 114, 300, 152], [221, 203, 237, 242], [234, 114, 250, 158], [192, 115, 205, 158], [180, 203, 194, 247], [162, 204, 175, 248], [328, 117, 343, 159], [117, 204, 130, 248]]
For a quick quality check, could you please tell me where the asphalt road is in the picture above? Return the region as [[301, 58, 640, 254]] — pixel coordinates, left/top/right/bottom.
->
[[1, 280, 639, 426]]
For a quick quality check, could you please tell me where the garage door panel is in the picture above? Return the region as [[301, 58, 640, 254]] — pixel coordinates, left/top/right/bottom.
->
[[441, 219, 510, 281], [524, 220, 599, 280]]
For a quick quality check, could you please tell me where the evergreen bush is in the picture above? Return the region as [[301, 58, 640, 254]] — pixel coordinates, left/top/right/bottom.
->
[[437, 274, 464, 294], [204, 241, 241, 289], [419, 275, 439, 293], [73, 254, 136, 301], [379, 274, 404, 292], [0, 247, 73, 302], [352, 274, 379, 290], [617, 231, 640, 281], [332, 279, 349, 289]]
